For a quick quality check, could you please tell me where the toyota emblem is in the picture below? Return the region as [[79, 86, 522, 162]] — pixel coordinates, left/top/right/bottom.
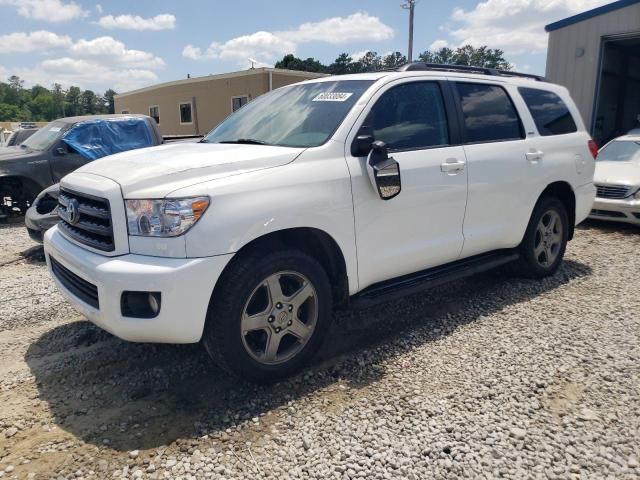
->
[[67, 199, 80, 225]]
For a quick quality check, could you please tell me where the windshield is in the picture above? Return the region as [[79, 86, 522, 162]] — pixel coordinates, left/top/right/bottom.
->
[[597, 140, 640, 162], [21, 121, 68, 151], [203, 80, 374, 148]]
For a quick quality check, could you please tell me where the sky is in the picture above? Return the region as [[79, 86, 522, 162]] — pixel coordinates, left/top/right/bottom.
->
[[0, 0, 612, 94]]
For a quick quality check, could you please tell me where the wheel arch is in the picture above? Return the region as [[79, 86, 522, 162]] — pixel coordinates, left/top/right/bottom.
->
[[537, 181, 576, 240], [0, 175, 45, 204], [214, 227, 350, 308]]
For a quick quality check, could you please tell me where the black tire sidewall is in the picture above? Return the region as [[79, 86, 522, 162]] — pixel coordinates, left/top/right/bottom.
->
[[520, 196, 569, 277], [203, 250, 332, 383]]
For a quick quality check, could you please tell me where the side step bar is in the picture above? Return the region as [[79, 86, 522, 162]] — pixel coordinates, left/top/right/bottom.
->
[[350, 250, 519, 309]]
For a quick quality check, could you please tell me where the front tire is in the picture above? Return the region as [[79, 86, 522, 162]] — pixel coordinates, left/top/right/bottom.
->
[[202, 249, 332, 383], [515, 196, 569, 278]]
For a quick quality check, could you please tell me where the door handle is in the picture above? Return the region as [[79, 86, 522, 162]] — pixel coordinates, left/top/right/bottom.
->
[[526, 150, 544, 162], [440, 159, 466, 174]]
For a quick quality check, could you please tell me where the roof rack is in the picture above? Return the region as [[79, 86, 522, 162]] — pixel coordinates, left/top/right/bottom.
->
[[396, 62, 545, 81]]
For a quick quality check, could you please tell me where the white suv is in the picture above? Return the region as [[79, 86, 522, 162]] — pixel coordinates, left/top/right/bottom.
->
[[44, 63, 596, 382]]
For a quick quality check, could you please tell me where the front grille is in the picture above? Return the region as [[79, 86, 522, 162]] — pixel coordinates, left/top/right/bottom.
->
[[58, 188, 114, 252], [590, 209, 627, 218], [595, 184, 633, 199], [50, 257, 99, 309]]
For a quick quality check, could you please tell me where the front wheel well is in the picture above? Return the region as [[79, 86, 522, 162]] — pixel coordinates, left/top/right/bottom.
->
[[0, 176, 43, 205], [219, 228, 350, 308], [539, 181, 576, 240]]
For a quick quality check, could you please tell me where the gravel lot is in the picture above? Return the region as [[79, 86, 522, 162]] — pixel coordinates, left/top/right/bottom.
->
[[0, 219, 639, 480]]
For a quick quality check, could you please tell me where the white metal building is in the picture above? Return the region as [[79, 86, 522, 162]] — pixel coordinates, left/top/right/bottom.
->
[[545, 0, 640, 145]]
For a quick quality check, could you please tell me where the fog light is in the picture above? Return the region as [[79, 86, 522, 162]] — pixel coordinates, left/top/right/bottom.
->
[[121, 291, 161, 318]]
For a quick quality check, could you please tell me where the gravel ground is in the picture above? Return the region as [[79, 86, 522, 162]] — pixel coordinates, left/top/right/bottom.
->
[[0, 219, 639, 480]]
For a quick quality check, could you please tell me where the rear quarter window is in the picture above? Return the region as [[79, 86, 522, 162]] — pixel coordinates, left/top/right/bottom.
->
[[518, 87, 577, 136]]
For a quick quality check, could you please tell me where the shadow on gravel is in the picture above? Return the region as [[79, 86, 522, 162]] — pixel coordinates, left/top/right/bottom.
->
[[25, 259, 592, 452], [578, 219, 640, 238]]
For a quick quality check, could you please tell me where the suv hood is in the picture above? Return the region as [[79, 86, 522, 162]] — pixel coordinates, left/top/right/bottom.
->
[[594, 161, 640, 187], [74, 142, 305, 198]]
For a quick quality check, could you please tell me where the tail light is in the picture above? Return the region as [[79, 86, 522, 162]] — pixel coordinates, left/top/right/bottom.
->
[[588, 139, 598, 159]]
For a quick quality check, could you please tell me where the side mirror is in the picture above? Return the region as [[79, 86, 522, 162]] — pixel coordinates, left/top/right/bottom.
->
[[350, 125, 374, 157], [367, 141, 401, 200]]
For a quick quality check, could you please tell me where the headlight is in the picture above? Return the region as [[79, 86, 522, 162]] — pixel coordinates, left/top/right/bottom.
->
[[635, 189, 640, 200], [125, 197, 209, 237]]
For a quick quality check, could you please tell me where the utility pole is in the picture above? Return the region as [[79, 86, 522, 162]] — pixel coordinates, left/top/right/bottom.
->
[[401, 0, 417, 62]]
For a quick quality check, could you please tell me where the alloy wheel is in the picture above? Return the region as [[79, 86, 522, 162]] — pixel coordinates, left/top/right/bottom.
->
[[533, 209, 563, 267], [240, 271, 318, 365]]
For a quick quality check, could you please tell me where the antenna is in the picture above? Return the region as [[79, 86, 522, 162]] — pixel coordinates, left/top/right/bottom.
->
[[401, 0, 417, 62], [248, 58, 257, 69]]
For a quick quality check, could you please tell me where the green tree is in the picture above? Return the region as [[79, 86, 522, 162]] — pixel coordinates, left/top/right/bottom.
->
[[418, 45, 512, 70], [81, 90, 98, 114], [103, 89, 117, 114], [51, 83, 66, 118], [274, 54, 328, 73], [328, 53, 353, 75], [66, 86, 82, 116], [383, 51, 407, 69]]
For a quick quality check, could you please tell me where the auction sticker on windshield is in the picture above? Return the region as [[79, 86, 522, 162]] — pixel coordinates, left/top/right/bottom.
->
[[312, 92, 353, 102]]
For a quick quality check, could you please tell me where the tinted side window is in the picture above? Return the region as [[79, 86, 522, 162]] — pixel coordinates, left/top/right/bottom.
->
[[519, 87, 577, 136], [455, 83, 523, 143], [366, 82, 449, 151]]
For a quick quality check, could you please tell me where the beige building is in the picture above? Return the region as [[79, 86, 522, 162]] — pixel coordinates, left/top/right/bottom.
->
[[545, 0, 640, 145], [114, 68, 327, 137]]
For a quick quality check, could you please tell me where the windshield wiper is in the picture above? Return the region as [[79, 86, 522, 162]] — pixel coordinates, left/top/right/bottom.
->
[[218, 138, 269, 145]]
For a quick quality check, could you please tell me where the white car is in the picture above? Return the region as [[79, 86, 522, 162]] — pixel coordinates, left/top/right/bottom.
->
[[589, 133, 640, 225], [43, 64, 596, 382]]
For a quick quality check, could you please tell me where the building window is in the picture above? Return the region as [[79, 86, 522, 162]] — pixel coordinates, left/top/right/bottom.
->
[[231, 95, 248, 112], [149, 105, 160, 124], [179, 102, 193, 124], [121, 110, 130, 114]]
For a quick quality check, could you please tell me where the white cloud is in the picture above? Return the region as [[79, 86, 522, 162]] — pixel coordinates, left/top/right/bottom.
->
[[0, 34, 165, 92], [438, 0, 611, 54], [285, 13, 393, 44], [96, 14, 176, 31], [349, 50, 371, 62], [95, 4, 102, 14], [0, 30, 72, 53], [183, 12, 393, 65], [0, 0, 87, 22], [429, 39, 450, 51], [69, 36, 165, 69], [184, 31, 295, 62]]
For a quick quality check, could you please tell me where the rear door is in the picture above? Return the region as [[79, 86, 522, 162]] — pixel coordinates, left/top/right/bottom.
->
[[347, 79, 468, 289], [453, 81, 538, 258]]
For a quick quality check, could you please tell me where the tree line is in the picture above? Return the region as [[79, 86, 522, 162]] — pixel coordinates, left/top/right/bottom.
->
[[275, 45, 512, 75], [0, 76, 116, 122]]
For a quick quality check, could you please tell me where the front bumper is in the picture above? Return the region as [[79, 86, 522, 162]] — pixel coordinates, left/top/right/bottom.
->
[[589, 196, 640, 226], [25, 204, 59, 243], [44, 226, 233, 343]]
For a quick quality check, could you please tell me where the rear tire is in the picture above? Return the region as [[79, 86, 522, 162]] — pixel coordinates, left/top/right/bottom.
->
[[202, 249, 332, 383], [514, 196, 569, 278]]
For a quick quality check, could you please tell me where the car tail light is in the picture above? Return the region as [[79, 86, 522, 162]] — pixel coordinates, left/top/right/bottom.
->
[[588, 139, 598, 159]]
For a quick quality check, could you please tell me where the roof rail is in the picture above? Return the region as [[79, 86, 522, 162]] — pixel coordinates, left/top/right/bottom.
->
[[396, 62, 545, 81]]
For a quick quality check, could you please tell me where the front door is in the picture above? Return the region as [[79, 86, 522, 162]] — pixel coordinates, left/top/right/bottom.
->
[[346, 80, 468, 290], [49, 139, 88, 182]]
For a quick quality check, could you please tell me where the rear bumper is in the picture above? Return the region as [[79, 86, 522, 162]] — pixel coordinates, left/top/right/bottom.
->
[[589, 196, 640, 226], [44, 226, 233, 343], [575, 182, 597, 225]]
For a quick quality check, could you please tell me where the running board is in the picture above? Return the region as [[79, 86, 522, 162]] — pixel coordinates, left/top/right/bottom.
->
[[350, 250, 519, 309]]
